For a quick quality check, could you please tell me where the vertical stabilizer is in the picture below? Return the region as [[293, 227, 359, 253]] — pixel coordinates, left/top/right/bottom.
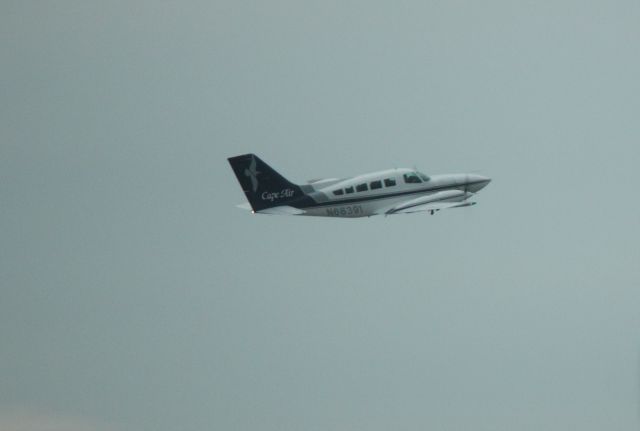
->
[[227, 154, 304, 211]]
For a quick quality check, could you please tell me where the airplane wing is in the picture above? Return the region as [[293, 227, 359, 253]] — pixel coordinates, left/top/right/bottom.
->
[[388, 201, 476, 214], [381, 190, 474, 215]]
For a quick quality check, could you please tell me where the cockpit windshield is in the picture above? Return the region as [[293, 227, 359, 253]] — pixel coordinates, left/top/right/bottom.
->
[[403, 172, 422, 184], [418, 172, 430, 181]]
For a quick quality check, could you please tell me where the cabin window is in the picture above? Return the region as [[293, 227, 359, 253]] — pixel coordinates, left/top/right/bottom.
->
[[345, 186, 354, 194], [384, 178, 396, 187], [356, 183, 368, 192], [333, 189, 344, 196], [370, 180, 382, 190], [403, 172, 422, 184]]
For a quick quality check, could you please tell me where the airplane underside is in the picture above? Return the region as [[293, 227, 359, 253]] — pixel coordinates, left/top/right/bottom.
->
[[262, 192, 475, 218]]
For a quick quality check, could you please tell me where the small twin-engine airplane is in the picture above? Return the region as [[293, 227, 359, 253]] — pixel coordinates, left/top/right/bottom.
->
[[228, 153, 491, 218]]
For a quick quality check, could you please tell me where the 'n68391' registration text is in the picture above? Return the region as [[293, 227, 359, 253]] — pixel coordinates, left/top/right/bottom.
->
[[326, 205, 363, 217]]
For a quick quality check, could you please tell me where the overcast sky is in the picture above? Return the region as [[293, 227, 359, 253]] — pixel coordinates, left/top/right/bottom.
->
[[2, 1, 640, 430]]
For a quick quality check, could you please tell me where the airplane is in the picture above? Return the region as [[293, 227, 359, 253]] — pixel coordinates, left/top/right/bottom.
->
[[228, 153, 491, 218]]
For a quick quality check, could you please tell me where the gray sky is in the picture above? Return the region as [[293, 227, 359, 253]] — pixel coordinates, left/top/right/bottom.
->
[[2, 1, 640, 430]]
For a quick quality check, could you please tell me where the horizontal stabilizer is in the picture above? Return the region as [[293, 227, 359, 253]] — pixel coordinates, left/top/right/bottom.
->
[[256, 205, 306, 215], [306, 178, 345, 189]]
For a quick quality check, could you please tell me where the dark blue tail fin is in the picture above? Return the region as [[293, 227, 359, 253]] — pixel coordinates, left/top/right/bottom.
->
[[227, 154, 305, 211]]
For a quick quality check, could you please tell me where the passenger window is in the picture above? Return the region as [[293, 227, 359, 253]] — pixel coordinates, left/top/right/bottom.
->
[[333, 189, 344, 195], [345, 186, 354, 194], [356, 183, 368, 192], [370, 180, 382, 190], [403, 173, 422, 184], [384, 178, 396, 187]]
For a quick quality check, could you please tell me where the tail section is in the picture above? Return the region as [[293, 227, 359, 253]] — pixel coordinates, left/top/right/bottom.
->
[[227, 154, 305, 212]]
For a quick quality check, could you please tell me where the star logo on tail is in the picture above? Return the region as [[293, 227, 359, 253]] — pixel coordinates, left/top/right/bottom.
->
[[244, 155, 261, 192]]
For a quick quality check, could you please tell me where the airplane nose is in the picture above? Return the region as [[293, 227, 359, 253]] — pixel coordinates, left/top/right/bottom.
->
[[467, 174, 491, 192]]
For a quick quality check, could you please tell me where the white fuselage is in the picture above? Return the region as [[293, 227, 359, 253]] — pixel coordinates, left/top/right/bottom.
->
[[296, 168, 490, 218], [229, 153, 491, 218]]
